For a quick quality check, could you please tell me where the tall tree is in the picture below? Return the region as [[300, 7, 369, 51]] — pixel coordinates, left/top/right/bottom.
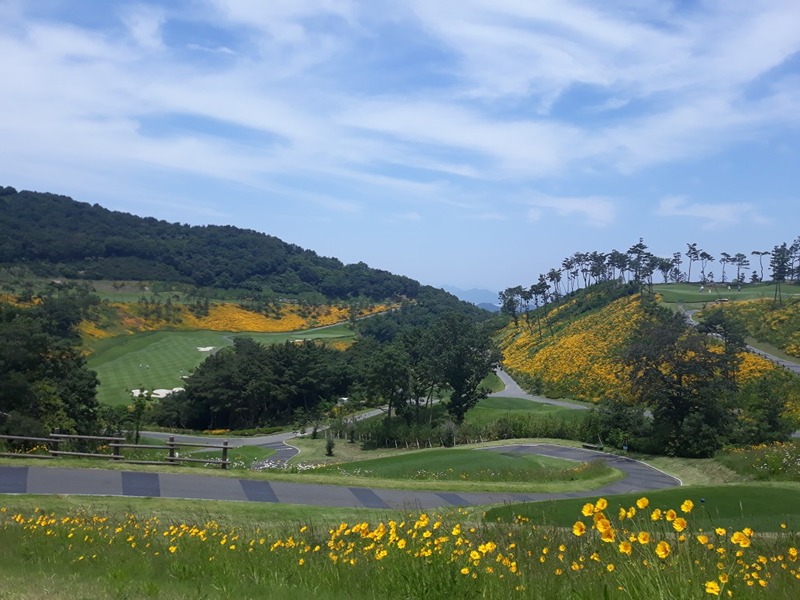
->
[[685, 243, 699, 283], [789, 236, 800, 282], [432, 314, 501, 424], [621, 301, 736, 457], [751, 250, 770, 282], [733, 253, 749, 284], [698, 250, 714, 283], [719, 252, 732, 283], [770, 242, 790, 305]]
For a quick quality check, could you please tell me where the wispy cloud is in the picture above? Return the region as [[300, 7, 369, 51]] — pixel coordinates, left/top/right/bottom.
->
[[527, 195, 617, 227], [0, 0, 798, 289], [656, 196, 767, 228]]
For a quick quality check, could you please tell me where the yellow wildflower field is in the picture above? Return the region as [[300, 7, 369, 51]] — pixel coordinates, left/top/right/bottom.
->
[[1, 497, 797, 599]]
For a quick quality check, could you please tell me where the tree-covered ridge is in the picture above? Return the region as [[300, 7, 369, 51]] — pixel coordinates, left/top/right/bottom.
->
[[0, 186, 428, 302], [698, 298, 800, 358], [499, 237, 800, 323]]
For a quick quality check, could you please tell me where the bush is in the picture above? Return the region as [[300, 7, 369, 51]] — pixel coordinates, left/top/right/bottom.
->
[[325, 437, 335, 457]]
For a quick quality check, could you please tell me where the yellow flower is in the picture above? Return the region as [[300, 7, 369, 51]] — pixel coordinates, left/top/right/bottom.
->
[[731, 531, 751, 548], [572, 521, 587, 537], [681, 500, 694, 513], [656, 541, 671, 559], [651, 509, 662, 521], [600, 528, 616, 543], [673, 518, 688, 533], [606, 563, 615, 572], [715, 528, 726, 536], [582, 503, 595, 517], [618, 541, 632, 556], [637, 532, 650, 544], [596, 518, 612, 533], [705, 581, 721, 596], [697, 534, 709, 545], [595, 498, 608, 511], [665, 509, 677, 522], [636, 497, 650, 509], [460, 567, 470, 575]]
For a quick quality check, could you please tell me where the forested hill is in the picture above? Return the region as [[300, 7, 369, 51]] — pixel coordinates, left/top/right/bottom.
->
[[0, 186, 435, 303]]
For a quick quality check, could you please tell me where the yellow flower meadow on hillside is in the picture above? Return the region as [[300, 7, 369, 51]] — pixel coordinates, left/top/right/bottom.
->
[[500, 295, 641, 402], [79, 301, 394, 337], [500, 293, 789, 406], [699, 299, 800, 358]]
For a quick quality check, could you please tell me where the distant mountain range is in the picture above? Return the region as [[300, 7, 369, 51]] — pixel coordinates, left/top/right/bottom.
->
[[442, 285, 500, 308]]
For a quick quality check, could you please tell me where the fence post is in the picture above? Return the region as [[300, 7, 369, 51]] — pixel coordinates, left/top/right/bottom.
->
[[113, 443, 121, 460], [168, 436, 176, 464], [221, 440, 229, 469]]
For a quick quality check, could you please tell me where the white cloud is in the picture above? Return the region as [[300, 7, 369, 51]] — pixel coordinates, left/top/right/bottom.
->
[[122, 5, 166, 51], [527, 195, 616, 227], [656, 196, 766, 228]]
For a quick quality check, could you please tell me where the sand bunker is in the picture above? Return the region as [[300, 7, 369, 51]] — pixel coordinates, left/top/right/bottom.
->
[[131, 388, 184, 398], [197, 346, 214, 352]]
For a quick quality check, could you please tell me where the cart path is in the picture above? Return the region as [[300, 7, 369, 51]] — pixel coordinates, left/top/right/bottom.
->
[[0, 444, 679, 509]]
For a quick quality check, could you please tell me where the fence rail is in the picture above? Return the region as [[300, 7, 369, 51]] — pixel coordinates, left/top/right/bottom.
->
[[0, 434, 230, 468]]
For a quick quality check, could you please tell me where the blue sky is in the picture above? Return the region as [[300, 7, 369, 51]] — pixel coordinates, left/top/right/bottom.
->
[[1, 1, 798, 295]]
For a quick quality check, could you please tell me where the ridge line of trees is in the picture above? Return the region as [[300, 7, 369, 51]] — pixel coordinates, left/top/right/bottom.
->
[[500, 236, 800, 322]]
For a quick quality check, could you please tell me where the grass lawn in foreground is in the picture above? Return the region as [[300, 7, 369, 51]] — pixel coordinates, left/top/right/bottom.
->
[[485, 483, 800, 532], [2, 487, 798, 600], [88, 325, 355, 405]]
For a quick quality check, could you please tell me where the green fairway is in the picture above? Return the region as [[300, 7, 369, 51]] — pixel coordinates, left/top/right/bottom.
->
[[485, 483, 800, 531], [655, 282, 777, 305], [310, 447, 610, 483], [466, 396, 585, 427], [88, 325, 355, 405]]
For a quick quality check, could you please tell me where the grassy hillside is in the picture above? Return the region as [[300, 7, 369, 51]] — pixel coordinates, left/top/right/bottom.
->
[[78, 296, 389, 341], [697, 297, 800, 358]]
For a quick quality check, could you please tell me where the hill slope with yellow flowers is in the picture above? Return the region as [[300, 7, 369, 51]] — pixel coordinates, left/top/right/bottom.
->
[[78, 299, 392, 342], [498, 283, 780, 404], [698, 297, 800, 359]]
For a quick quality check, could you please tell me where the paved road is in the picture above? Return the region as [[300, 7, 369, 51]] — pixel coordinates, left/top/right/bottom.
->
[[491, 370, 590, 410], [0, 444, 679, 508]]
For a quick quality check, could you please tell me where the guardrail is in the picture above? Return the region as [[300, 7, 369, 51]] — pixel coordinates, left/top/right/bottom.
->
[[0, 434, 230, 468]]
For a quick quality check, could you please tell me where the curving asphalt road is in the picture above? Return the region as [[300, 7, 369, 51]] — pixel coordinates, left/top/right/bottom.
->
[[0, 372, 688, 506], [0, 444, 679, 509]]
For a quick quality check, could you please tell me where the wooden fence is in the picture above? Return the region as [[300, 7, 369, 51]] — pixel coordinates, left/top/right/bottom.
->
[[0, 433, 230, 468]]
